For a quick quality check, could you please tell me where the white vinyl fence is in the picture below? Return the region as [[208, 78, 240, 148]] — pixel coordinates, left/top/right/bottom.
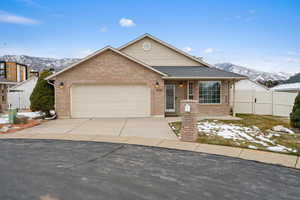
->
[[232, 90, 298, 117]]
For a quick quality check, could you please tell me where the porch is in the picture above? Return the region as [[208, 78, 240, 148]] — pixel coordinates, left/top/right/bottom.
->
[[163, 79, 237, 117]]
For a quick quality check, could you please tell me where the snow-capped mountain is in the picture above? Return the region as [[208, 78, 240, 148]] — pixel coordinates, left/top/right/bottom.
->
[[0, 55, 80, 71], [0, 55, 294, 81], [215, 63, 293, 81]]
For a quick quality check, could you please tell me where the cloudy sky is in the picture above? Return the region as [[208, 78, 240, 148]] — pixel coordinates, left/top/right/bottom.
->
[[0, 0, 299, 73]]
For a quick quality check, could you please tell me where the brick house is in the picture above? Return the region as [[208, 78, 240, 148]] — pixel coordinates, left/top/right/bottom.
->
[[46, 34, 246, 118]]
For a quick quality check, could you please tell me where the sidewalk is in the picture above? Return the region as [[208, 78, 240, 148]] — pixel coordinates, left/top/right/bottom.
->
[[0, 132, 299, 169]]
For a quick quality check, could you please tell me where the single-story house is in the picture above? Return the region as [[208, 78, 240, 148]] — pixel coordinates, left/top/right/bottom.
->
[[7, 76, 38, 109], [233, 79, 269, 92], [46, 33, 247, 118]]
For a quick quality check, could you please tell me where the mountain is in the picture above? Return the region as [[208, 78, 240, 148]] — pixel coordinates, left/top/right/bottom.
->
[[215, 63, 293, 81], [0, 55, 294, 81], [0, 55, 80, 72], [284, 73, 300, 84]]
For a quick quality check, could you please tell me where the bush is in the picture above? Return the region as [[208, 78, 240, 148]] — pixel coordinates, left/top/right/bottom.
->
[[290, 91, 300, 128], [30, 70, 54, 114]]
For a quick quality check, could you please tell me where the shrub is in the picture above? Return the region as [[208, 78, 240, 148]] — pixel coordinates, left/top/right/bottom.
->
[[30, 70, 54, 114], [290, 91, 300, 128]]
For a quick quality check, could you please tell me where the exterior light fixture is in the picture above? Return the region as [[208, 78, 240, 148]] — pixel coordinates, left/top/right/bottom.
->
[[59, 82, 64, 89], [179, 82, 184, 88], [155, 81, 160, 88]]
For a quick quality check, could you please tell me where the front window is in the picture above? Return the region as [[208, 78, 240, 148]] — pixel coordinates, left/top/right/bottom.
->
[[0, 63, 5, 78], [199, 81, 221, 104], [187, 81, 194, 100]]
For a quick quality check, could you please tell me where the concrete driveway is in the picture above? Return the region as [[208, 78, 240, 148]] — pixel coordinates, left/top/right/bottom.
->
[[18, 118, 178, 140]]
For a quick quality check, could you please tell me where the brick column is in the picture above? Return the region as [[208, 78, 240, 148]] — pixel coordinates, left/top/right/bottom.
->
[[180, 100, 198, 142]]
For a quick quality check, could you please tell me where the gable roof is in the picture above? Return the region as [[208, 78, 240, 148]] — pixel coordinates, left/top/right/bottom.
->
[[8, 76, 38, 90], [152, 66, 247, 80], [118, 33, 214, 68], [45, 46, 167, 80]]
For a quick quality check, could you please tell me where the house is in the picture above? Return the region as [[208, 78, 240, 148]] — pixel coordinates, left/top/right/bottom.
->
[[46, 34, 246, 118], [229, 79, 269, 107], [0, 61, 30, 111], [7, 76, 38, 110], [233, 79, 269, 92], [271, 73, 300, 93]]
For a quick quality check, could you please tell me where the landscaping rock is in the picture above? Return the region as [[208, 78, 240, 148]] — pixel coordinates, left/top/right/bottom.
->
[[15, 115, 29, 124], [272, 125, 294, 134], [0, 126, 10, 133]]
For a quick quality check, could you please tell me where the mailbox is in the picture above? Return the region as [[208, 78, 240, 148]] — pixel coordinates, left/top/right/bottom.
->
[[184, 104, 191, 112]]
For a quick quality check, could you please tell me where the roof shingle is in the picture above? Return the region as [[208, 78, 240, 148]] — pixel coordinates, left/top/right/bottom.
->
[[152, 66, 247, 78]]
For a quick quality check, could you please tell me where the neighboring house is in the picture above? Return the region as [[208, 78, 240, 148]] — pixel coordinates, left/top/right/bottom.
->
[[0, 61, 30, 111], [46, 33, 246, 118], [7, 76, 38, 110], [230, 79, 269, 107], [271, 73, 300, 93]]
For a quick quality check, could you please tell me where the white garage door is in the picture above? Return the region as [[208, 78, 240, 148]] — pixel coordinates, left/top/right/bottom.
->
[[71, 84, 151, 118]]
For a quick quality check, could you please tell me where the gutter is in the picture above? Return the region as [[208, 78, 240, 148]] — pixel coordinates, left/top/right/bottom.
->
[[161, 77, 248, 80], [47, 80, 55, 87]]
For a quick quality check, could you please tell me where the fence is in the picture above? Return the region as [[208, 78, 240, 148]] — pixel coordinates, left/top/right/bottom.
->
[[231, 90, 298, 117]]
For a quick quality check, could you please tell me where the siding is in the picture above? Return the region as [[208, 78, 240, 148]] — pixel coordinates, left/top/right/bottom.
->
[[121, 37, 202, 66]]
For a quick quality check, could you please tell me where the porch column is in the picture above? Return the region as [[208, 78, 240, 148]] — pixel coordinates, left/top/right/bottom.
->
[[232, 81, 236, 117]]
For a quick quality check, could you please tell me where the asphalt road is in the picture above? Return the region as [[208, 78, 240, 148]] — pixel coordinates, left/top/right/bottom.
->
[[0, 139, 299, 200]]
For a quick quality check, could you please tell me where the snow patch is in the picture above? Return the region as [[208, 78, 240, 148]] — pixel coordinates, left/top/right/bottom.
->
[[197, 121, 297, 153]]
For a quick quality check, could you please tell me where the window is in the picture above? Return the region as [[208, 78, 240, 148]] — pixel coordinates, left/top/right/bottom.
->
[[0, 63, 5, 78], [187, 81, 194, 100], [199, 81, 221, 104]]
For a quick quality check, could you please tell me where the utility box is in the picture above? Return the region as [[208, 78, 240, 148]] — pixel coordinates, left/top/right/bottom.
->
[[8, 108, 17, 124]]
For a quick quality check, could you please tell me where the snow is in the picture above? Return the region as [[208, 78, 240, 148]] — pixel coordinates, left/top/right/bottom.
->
[[0, 111, 44, 124], [17, 112, 44, 119], [272, 125, 294, 134], [271, 82, 300, 91], [197, 121, 297, 153], [0, 118, 9, 124]]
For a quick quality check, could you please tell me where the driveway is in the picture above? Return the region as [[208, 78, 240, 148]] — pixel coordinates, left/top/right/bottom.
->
[[17, 118, 178, 140], [1, 139, 300, 200]]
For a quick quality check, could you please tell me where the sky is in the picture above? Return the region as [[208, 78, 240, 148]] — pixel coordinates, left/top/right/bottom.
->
[[0, 0, 299, 73]]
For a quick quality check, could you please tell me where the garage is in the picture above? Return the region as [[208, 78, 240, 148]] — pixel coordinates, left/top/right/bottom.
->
[[71, 84, 151, 118]]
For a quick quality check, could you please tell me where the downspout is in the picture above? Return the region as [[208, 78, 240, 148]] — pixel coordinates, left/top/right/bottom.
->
[[47, 80, 55, 87]]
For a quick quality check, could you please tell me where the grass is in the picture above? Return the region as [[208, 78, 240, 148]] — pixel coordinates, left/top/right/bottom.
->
[[215, 114, 293, 132], [169, 114, 300, 156]]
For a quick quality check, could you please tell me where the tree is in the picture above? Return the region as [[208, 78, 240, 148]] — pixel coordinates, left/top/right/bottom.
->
[[30, 70, 54, 115], [290, 91, 300, 128]]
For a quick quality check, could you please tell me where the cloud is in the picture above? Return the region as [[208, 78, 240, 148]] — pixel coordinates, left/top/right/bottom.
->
[[287, 51, 300, 56], [0, 11, 39, 25], [119, 18, 136, 27], [100, 27, 108, 32], [182, 46, 193, 53], [203, 48, 215, 54], [286, 57, 298, 63]]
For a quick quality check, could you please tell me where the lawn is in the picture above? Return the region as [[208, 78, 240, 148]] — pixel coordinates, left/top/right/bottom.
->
[[169, 114, 300, 156]]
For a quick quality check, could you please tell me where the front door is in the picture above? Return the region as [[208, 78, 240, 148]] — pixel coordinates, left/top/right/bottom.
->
[[165, 84, 176, 112]]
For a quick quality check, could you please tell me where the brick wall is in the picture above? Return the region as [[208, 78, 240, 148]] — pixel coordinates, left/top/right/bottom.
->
[[174, 80, 231, 116], [53, 49, 164, 118]]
